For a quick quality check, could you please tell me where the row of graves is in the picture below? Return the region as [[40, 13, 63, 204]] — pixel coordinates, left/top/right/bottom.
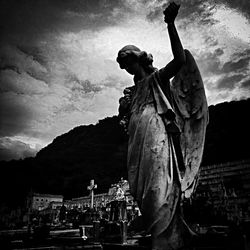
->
[[2, 178, 147, 249], [75, 179, 148, 248], [78, 179, 139, 247]]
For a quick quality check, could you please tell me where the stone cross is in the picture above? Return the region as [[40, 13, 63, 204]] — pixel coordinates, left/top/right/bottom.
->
[[87, 179, 97, 209]]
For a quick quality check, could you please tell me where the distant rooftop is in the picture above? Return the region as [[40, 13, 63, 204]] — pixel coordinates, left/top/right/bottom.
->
[[72, 192, 109, 201], [32, 193, 63, 198]]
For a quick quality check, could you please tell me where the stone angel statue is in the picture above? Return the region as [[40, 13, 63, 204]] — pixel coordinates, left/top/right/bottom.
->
[[117, 2, 208, 249]]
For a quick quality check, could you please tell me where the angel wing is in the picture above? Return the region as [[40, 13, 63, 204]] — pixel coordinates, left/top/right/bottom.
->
[[171, 49, 209, 198]]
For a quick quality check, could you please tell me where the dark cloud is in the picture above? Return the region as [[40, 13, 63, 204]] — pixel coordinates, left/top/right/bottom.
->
[[0, 137, 37, 161], [195, 48, 250, 92], [25, 71, 49, 85], [230, 49, 250, 59], [195, 49, 223, 76], [146, 2, 169, 22], [66, 74, 102, 94], [0, 0, 127, 46], [216, 0, 250, 19], [17, 46, 50, 72], [217, 74, 245, 89], [0, 65, 21, 74], [145, 0, 250, 24], [0, 45, 49, 87], [178, 1, 217, 26], [221, 57, 250, 74], [0, 93, 34, 137], [214, 48, 224, 56], [241, 79, 250, 89], [0, 43, 49, 141], [146, 0, 217, 26], [195, 48, 250, 78], [203, 36, 219, 48]]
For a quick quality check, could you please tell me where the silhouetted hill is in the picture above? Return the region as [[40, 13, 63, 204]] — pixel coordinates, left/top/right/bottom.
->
[[35, 116, 128, 198], [1, 99, 250, 207], [202, 99, 250, 165]]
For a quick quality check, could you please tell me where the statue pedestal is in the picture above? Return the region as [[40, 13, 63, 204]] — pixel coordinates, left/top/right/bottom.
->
[[109, 200, 127, 221], [102, 242, 151, 249], [93, 220, 100, 243], [104, 200, 128, 244]]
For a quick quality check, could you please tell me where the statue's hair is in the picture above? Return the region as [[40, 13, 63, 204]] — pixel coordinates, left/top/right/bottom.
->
[[117, 45, 156, 74]]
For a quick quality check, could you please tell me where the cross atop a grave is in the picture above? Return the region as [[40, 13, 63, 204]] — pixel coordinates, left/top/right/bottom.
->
[[87, 179, 97, 209]]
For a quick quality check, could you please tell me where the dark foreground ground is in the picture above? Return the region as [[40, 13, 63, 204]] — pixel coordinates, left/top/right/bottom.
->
[[0, 229, 249, 250]]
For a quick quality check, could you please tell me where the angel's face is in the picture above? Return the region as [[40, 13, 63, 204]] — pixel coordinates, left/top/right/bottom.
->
[[125, 63, 141, 75], [122, 56, 142, 76]]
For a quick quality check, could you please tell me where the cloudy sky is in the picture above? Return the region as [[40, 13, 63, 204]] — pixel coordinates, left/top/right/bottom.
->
[[0, 0, 250, 161]]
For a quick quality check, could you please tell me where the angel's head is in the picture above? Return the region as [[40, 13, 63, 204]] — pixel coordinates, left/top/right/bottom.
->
[[116, 45, 156, 76]]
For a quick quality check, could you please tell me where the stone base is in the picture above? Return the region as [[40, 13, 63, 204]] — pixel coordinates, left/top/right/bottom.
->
[[103, 221, 127, 244], [102, 243, 150, 250]]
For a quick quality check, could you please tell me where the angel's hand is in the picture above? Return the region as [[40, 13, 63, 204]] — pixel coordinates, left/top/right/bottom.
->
[[163, 2, 180, 24]]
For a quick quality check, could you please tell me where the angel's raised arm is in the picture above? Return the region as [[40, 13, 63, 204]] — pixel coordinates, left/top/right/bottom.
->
[[159, 2, 186, 83]]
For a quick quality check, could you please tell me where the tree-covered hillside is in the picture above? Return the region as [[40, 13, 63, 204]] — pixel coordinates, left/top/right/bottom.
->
[[1, 98, 250, 208]]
